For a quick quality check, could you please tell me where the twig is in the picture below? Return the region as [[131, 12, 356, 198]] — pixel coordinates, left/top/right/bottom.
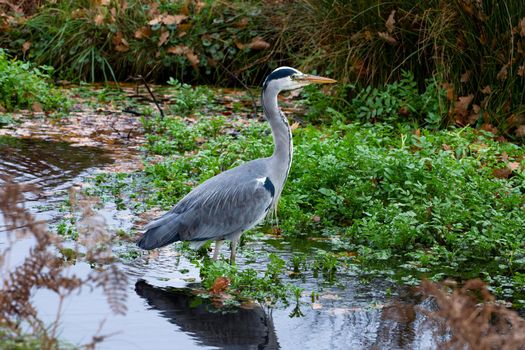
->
[[215, 60, 259, 119], [132, 75, 165, 119]]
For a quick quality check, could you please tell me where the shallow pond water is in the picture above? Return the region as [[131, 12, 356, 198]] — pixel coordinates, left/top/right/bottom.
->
[[0, 136, 443, 349]]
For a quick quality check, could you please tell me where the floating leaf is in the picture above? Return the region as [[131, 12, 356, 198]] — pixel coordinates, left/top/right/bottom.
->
[[210, 277, 230, 294]]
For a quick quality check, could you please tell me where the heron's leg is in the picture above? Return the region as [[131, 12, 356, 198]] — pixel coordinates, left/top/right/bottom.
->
[[213, 240, 223, 261], [230, 233, 241, 265]]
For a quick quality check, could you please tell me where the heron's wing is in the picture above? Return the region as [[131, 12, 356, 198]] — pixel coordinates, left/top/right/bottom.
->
[[138, 172, 274, 249], [174, 175, 275, 241]]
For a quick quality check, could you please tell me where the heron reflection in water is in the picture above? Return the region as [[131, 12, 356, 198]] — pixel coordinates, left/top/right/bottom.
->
[[135, 280, 279, 349]]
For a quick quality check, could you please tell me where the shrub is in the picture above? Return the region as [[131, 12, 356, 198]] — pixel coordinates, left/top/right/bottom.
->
[[2, 0, 271, 83], [267, 0, 525, 136], [0, 50, 69, 111]]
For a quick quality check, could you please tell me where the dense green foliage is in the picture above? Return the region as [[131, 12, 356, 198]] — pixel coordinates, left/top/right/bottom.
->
[[135, 80, 525, 302], [0, 50, 69, 112], [2, 0, 525, 132], [2, 0, 267, 83]]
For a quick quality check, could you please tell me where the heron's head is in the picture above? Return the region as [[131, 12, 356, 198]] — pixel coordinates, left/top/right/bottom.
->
[[262, 67, 336, 93]]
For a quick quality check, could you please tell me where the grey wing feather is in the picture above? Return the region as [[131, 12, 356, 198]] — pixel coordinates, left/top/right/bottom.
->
[[137, 161, 274, 250]]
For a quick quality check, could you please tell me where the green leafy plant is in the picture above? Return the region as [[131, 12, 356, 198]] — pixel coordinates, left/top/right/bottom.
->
[[0, 50, 69, 111]]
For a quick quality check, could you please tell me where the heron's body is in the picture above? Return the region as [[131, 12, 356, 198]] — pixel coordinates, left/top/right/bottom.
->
[[137, 67, 335, 262]]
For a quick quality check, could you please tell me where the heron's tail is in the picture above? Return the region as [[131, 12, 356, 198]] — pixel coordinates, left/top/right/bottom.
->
[[137, 212, 181, 250]]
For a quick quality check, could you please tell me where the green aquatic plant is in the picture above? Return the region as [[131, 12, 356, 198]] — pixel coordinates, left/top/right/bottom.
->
[[0, 50, 69, 112]]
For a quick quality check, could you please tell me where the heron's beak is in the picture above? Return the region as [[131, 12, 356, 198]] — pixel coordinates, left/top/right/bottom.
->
[[296, 74, 337, 85]]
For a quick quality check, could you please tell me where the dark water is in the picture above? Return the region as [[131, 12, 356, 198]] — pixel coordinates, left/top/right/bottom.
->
[[0, 136, 113, 228], [0, 136, 441, 350]]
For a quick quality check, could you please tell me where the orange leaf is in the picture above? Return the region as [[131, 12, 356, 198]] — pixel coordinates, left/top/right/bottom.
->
[[166, 45, 187, 55], [210, 277, 230, 294], [385, 10, 395, 33], [247, 36, 270, 50], [518, 65, 524, 77], [185, 51, 199, 68], [454, 94, 474, 117], [158, 30, 169, 47]]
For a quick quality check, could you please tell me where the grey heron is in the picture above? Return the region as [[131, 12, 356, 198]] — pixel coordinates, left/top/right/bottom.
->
[[137, 67, 336, 263]]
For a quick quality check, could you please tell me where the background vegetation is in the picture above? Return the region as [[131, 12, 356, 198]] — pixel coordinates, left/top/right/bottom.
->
[[2, 0, 525, 136]]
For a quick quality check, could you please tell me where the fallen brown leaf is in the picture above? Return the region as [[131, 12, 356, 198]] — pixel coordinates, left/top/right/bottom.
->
[[496, 64, 508, 80], [247, 36, 270, 50], [516, 125, 525, 137], [134, 26, 152, 39], [185, 51, 199, 68], [162, 14, 187, 25], [492, 167, 512, 179], [377, 32, 397, 45], [454, 94, 474, 117], [519, 17, 525, 37], [210, 277, 230, 294], [32, 103, 43, 112], [460, 71, 470, 83], [385, 10, 396, 33], [22, 41, 31, 54], [481, 85, 492, 94], [166, 45, 186, 55], [94, 13, 105, 26], [158, 30, 169, 47]]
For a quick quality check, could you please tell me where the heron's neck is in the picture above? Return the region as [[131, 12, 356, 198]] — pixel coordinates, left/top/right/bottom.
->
[[262, 88, 293, 182]]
